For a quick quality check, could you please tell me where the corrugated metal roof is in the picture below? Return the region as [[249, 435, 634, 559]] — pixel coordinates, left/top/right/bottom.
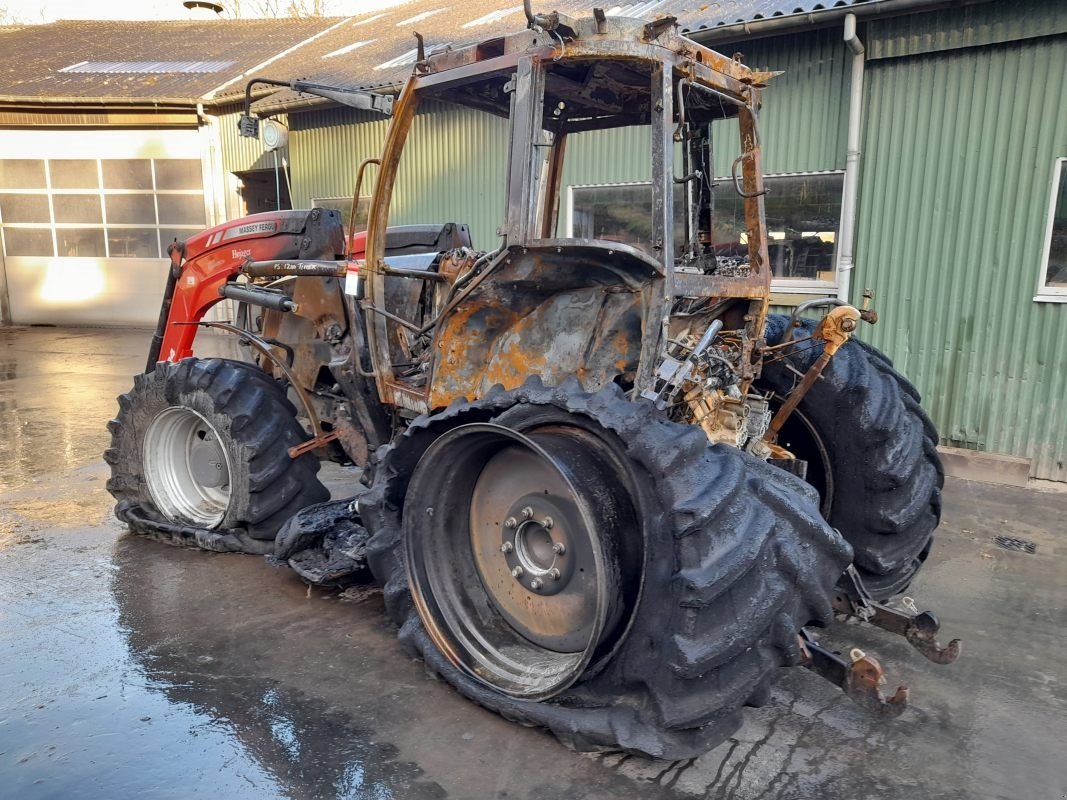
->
[[671, 0, 880, 31], [234, 0, 958, 111], [58, 60, 236, 74], [0, 1, 985, 108], [0, 18, 342, 104]]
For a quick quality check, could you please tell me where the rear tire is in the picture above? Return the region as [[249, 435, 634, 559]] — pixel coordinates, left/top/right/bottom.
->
[[105, 357, 330, 554], [360, 378, 852, 759], [759, 315, 944, 600]]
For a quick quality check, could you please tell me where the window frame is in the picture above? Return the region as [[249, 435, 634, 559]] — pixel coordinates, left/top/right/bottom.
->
[[1034, 157, 1067, 303], [565, 169, 845, 294]]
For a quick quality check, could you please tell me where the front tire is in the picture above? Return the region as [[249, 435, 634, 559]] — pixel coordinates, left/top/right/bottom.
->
[[105, 357, 330, 554]]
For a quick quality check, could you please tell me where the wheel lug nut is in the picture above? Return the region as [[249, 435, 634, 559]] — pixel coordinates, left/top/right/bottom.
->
[[541, 516, 553, 529], [511, 566, 524, 578], [549, 568, 561, 581], [504, 516, 517, 529], [530, 578, 543, 590], [500, 541, 514, 554], [521, 506, 534, 520], [552, 542, 566, 555]]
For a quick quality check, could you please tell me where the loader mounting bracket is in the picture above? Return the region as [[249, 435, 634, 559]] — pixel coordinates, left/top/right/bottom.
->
[[833, 564, 962, 665]]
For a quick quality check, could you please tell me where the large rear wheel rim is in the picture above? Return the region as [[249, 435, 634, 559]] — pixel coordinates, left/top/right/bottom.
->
[[142, 406, 232, 527], [403, 422, 633, 700]]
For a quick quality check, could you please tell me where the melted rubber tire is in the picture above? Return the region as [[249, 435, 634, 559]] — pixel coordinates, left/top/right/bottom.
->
[[359, 378, 852, 759], [760, 315, 944, 600], [105, 357, 330, 553]]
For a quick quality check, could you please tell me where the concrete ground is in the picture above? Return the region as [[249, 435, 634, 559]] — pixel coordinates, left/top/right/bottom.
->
[[1, 326, 1065, 800]]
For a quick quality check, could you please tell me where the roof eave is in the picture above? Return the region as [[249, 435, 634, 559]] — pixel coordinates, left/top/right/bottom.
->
[[0, 94, 200, 108], [685, 0, 994, 44]]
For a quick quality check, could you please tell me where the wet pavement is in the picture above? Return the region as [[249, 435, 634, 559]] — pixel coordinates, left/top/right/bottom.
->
[[1, 326, 1065, 800]]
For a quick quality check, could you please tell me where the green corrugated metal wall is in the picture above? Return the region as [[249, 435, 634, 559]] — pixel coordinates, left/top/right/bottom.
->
[[289, 103, 508, 250], [216, 106, 288, 173], [866, 0, 1067, 60], [855, 30, 1067, 481], [711, 27, 852, 175]]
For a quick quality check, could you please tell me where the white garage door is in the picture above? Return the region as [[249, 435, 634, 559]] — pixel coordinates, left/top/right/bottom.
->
[[0, 129, 215, 326]]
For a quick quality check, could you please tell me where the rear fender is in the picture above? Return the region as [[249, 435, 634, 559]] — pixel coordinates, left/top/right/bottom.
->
[[429, 241, 661, 407]]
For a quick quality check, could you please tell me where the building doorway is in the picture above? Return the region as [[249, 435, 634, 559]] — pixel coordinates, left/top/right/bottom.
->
[[235, 167, 291, 216]]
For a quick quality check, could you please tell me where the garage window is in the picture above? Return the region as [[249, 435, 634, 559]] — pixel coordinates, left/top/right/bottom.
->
[[1035, 157, 1066, 302], [0, 157, 206, 260], [568, 172, 844, 288]]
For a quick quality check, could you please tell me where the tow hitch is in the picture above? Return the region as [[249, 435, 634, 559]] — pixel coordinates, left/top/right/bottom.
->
[[801, 564, 961, 715], [800, 629, 909, 717], [834, 565, 962, 665]]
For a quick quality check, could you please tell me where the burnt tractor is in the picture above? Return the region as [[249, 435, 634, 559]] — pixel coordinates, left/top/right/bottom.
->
[[106, 7, 958, 759]]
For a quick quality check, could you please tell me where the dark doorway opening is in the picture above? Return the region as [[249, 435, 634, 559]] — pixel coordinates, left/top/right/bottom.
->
[[235, 168, 291, 216]]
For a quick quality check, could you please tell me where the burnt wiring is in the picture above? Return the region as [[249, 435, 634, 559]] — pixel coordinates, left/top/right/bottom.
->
[[761, 339, 825, 368]]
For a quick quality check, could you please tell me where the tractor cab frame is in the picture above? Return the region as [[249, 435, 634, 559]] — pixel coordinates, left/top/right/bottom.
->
[[357, 13, 777, 415]]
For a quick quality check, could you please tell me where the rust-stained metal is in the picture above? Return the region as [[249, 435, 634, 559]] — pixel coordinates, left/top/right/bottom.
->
[[288, 429, 340, 459], [356, 14, 773, 413], [833, 566, 962, 665], [348, 157, 380, 249], [428, 244, 651, 408], [364, 71, 420, 411], [799, 631, 909, 718], [540, 131, 567, 239]]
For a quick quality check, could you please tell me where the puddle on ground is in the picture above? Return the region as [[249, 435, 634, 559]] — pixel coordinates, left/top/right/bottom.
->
[[0, 531, 447, 800]]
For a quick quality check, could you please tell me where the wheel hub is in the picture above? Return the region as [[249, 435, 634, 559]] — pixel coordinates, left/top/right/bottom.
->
[[189, 433, 228, 488], [142, 406, 232, 527], [500, 503, 573, 596]]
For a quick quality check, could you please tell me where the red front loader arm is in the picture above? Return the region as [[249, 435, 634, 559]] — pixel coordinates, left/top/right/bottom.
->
[[148, 210, 353, 370]]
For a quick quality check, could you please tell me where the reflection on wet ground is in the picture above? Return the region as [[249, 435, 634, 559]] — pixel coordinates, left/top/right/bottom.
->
[[1, 327, 1065, 799], [0, 328, 240, 493]]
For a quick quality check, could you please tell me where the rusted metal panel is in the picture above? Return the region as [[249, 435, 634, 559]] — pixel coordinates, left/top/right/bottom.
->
[[428, 246, 651, 408], [855, 33, 1067, 481], [672, 271, 768, 299]]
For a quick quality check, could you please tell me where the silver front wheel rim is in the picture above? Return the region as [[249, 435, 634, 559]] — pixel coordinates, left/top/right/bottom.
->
[[143, 406, 232, 527]]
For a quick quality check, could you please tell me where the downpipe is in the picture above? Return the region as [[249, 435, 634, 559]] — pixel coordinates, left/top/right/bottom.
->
[[837, 13, 865, 303]]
